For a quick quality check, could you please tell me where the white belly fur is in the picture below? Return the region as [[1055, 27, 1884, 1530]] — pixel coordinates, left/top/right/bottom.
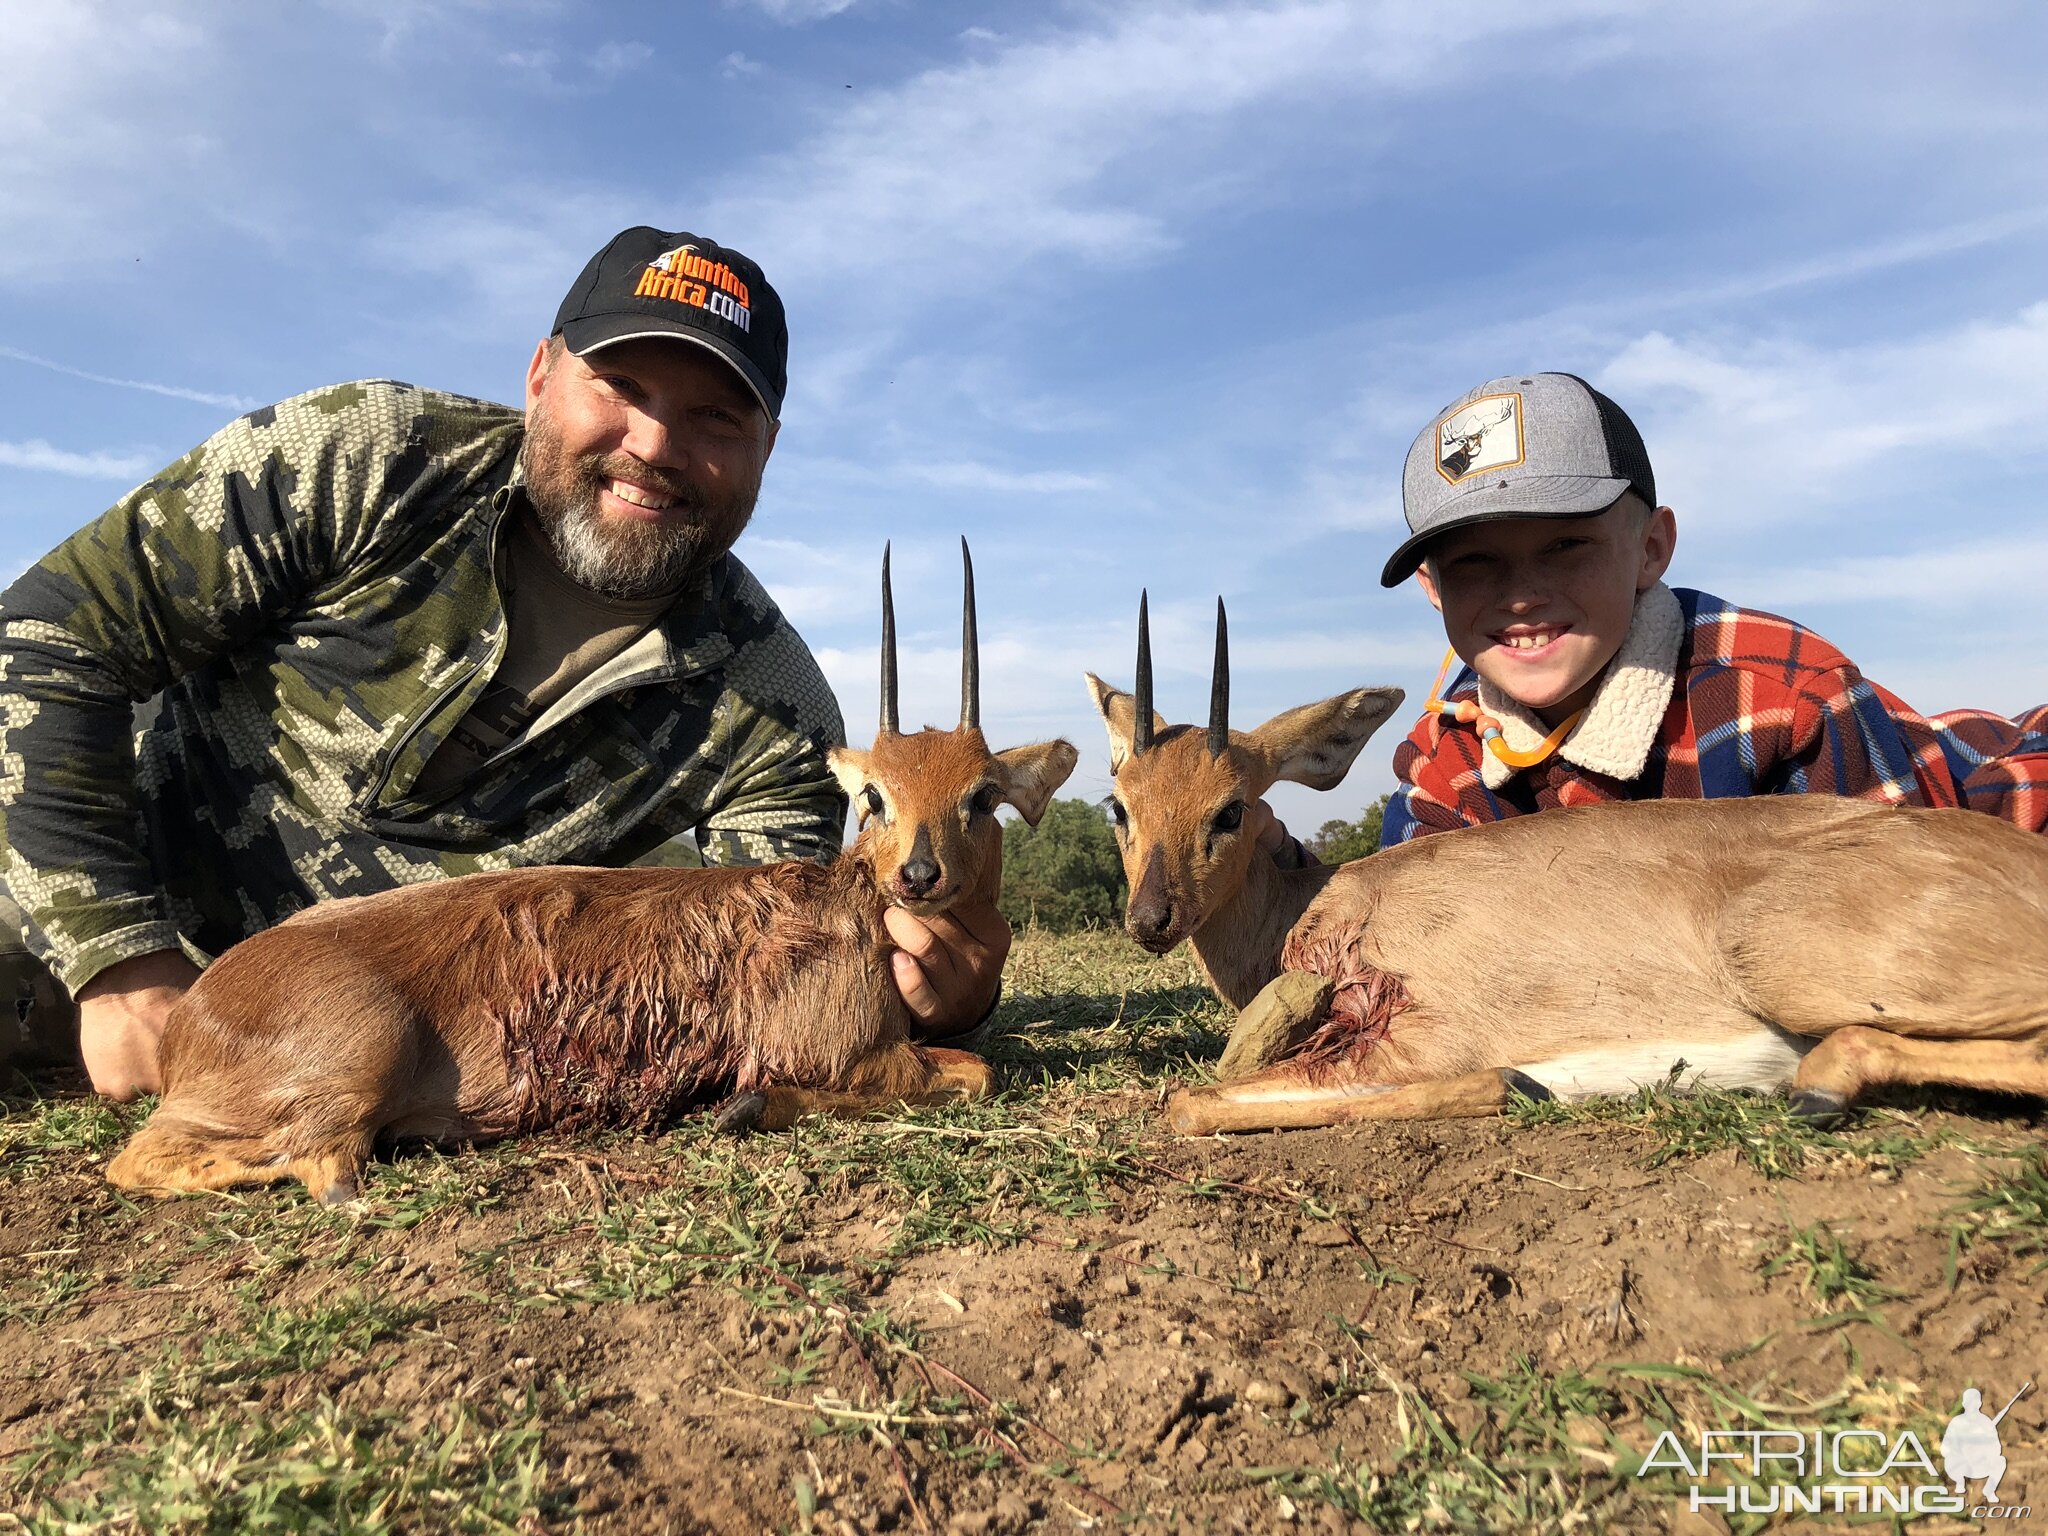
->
[[1516, 1026, 1810, 1100]]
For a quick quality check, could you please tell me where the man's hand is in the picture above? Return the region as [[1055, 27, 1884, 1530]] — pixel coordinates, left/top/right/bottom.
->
[[1246, 799, 1318, 870], [75, 949, 201, 1100], [883, 897, 1010, 1039]]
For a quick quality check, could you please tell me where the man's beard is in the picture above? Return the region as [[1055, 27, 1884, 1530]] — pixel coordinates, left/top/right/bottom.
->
[[521, 402, 758, 601]]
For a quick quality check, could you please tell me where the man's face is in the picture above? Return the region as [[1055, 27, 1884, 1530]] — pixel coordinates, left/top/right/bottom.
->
[[521, 336, 778, 599], [1415, 495, 1676, 727]]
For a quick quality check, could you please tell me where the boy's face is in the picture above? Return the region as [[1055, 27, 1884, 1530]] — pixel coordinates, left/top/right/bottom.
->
[[1415, 495, 1676, 728]]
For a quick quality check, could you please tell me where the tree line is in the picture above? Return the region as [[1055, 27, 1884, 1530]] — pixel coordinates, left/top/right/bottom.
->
[[998, 795, 1390, 934]]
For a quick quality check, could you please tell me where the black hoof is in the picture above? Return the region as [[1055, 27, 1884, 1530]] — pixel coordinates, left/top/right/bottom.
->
[[1788, 1089, 1848, 1125], [318, 1174, 360, 1206], [1502, 1069, 1553, 1103], [715, 1091, 768, 1135]]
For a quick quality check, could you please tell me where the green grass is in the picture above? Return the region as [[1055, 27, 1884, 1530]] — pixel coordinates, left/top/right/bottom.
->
[[1943, 1142, 2048, 1281], [1504, 1076, 2009, 1180], [0, 1090, 146, 1183], [6, 1292, 563, 1534], [12, 1388, 560, 1535], [0, 1264, 97, 1328], [4, 926, 2038, 1532], [1757, 1218, 1898, 1313], [1265, 1348, 1940, 1535], [463, 1091, 1162, 1311]]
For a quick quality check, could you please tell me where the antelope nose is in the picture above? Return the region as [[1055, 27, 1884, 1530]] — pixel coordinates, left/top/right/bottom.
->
[[898, 858, 941, 897], [1128, 897, 1175, 945]]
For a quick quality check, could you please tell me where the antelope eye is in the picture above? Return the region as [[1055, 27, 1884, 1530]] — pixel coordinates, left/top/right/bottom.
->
[[970, 784, 1001, 818], [861, 786, 886, 820], [1211, 800, 1245, 835]]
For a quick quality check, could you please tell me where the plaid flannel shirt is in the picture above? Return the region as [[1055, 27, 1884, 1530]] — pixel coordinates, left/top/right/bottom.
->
[[1382, 587, 2048, 846]]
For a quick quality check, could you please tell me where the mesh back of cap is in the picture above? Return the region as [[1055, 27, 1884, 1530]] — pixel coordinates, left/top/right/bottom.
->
[[1557, 372, 1655, 508]]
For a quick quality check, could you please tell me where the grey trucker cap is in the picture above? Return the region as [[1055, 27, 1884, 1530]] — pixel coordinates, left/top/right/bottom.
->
[[1381, 372, 1655, 587]]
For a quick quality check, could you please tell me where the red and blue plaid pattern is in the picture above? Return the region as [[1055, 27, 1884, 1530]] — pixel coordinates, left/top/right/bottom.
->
[[1383, 589, 2048, 845]]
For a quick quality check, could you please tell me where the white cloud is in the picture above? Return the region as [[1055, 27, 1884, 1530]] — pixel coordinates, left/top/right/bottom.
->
[[722, 51, 762, 79], [500, 39, 654, 92], [707, 1, 1650, 304], [589, 41, 653, 78], [1730, 534, 2048, 613], [318, 0, 557, 58], [0, 5, 214, 281], [769, 452, 1109, 505], [1599, 301, 2048, 529], [901, 461, 1104, 495], [359, 196, 644, 342], [727, 0, 864, 23], [812, 607, 1423, 831], [0, 440, 154, 480], [734, 533, 877, 631], [0, 345, 257, 411], [1651, 207, 2048, 315]]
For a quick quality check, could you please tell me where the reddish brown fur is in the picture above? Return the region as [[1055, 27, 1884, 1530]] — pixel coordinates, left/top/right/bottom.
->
[[843, 729, 1014, 913], [109, 723, 1077, 1199]]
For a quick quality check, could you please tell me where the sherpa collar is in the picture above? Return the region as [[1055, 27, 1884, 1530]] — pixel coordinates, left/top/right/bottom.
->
[[1474, 582, 1685, 791]]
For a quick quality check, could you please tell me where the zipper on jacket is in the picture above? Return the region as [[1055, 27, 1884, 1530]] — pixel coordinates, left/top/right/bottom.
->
[[360, 493, 517, 812]]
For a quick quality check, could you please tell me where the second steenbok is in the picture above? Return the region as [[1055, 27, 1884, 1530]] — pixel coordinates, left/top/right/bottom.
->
[[109, 542, 1076, 1201], [1088, 598, 2048, 1135]]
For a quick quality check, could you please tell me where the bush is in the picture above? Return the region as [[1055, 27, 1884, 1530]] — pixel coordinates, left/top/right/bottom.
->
[[999, 798, 1126, 933], [1306, 794, 1389, 865]]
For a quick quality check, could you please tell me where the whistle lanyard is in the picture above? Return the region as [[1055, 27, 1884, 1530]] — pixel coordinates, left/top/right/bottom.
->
[[1421, 648, 1585, 770]]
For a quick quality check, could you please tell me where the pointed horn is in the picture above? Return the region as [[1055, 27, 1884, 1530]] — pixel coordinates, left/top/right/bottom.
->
[[1207, 597, 1230, 757], [880, 542, 900, 736], [960, 537, 980, 730], [1133, 590, 1155, 757]]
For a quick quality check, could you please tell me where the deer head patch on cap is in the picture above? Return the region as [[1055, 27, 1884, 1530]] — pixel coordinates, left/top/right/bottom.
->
[[1436, 392, 1524, 484]]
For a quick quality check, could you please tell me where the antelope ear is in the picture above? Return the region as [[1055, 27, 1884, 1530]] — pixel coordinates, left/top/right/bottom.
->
[[1084, 673, 1167, 774], [1244, 688, 1406, 792], [993, 739, 1079, 827], [827, 747, 875, 818]]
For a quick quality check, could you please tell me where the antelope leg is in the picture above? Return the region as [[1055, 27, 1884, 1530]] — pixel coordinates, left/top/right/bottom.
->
[[1167, 1067, 1548, 1135], [722, 1045, 995, 1132], [1790, 1024, 2048, 1121]]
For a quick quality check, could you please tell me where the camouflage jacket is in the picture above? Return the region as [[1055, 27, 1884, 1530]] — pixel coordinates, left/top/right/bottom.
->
[[0, 380, 846, 989]]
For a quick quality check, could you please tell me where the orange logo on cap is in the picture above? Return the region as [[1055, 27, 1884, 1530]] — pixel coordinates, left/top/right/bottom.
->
[[635, 245, 754, 332]]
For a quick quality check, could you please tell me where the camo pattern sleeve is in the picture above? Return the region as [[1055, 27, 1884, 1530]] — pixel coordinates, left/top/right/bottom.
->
[[0, 381, 522, 987], [689, 558, 847, 868]]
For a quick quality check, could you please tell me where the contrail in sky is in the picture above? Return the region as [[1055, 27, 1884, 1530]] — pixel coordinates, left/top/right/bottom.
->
[[0, 344, 256, 412]]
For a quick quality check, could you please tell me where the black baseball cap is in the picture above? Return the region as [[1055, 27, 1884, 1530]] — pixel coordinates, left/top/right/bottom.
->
[[552, 226, 789, 420]]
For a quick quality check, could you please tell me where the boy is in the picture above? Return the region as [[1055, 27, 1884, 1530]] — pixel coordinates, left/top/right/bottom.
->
[[1260, 372, 2048, 860]]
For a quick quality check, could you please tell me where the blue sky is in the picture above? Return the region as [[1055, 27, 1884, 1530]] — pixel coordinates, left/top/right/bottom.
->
[[4, 1, 2046, 835]]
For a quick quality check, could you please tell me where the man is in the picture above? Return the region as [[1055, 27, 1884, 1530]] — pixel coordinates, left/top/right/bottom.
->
[[0, 226, 1005, 1098]]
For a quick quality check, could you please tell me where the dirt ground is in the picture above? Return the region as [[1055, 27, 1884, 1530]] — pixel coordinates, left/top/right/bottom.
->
[[3, 930, 2045, 1534]]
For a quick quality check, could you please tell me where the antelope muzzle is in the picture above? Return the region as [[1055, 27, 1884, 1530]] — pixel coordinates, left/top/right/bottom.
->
[[1125, 845, 1183, 953], [893, 826, 946, 904]]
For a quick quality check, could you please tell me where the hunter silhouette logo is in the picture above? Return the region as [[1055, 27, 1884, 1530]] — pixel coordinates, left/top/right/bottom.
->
[[1638, 1378, 2035, 1518], [1942, 1383, 2030, 1508], [634, 244, 754, 332], [1436, 393, 1523, 483]]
